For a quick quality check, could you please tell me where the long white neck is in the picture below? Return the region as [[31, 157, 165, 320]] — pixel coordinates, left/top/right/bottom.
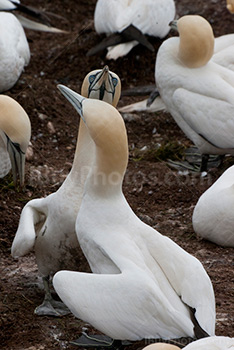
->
[[61, 119, 94, 191]]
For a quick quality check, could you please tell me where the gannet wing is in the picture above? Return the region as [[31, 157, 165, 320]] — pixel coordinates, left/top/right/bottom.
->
[[11, 198, 46, 257], [15, 14, 68, 33], [119, 96, 166, 113], [141, 224, 215, 336], [173, 87, 234, 149], [53, 264, 194, 341]]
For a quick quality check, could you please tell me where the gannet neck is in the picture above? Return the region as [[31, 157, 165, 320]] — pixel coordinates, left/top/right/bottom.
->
[[176, 15, 214, 68], [0, 95, 31, 152], [81, 66, 121, 107], [84, 99, 128, 195]]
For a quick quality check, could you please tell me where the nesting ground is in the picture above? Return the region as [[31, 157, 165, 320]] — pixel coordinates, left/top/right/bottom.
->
[[0, 0, 234, 349]]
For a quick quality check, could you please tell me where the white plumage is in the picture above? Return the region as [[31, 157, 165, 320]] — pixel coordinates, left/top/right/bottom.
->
[[53, 87, 215, 341], [142, 336, 234, 350], [0, 12, 30, 92], [11, 67, 121, 316], [193, 165, 234, 247], [93, 0, 176, 59], [0, 0, 66, 92]]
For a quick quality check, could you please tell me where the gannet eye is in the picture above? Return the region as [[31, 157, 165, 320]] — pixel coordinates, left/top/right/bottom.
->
[[112, 77, 118, 87], [89, 75, 96, 84]]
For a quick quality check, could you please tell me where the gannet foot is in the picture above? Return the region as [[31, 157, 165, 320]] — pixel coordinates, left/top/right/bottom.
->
[[167, 146, 222, 172], [34, 298, 71, 317], [70, 332, 131, 349]]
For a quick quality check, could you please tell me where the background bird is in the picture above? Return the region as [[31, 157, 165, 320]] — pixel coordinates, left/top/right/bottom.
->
[[0, 94, 31, 186], [87, 0, 176, 60]]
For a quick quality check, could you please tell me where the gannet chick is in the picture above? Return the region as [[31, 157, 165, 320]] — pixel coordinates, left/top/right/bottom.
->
[[11, 66, 121, 317], [193, 165, 234, 247], [142, 336, 234, 350], [227, 0, 234, 13], [53, 85, 215, 344], [88, 0, 176, 60], [0, 95, 31, 186], [156, 15, 234, 172]]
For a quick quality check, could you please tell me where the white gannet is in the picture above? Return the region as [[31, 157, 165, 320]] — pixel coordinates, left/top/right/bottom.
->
[[53, 86, 215, 344], [88, 0, 176, 60], [119, 30, 234, 114], [192, 165, 234, 247], [0, 0, 66, 92], [11, 66, 121, 316], [142, 336, 234, 350], [227, 0, 234, 13], [155, 15, 234, 171], [0, 95, 31, 185]]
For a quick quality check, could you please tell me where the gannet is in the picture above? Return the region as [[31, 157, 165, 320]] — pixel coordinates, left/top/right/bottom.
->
[[53, 86, 215, 343], [11, 66, 121, 316], [0, 95, 31, 185], [155, 15, 234, 171], [227, 0, 234, 13], [192, 165, 234, 247], [119, 21, 234, 114], [142, 336, 234, 350], [0, 0, 66, 92], [88, 0, 176, 60]]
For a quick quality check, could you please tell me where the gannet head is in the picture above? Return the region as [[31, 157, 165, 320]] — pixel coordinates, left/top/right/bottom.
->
[[81, 65, 121, 107], [170, 15, 214, 68], [142, 344, 180, 350], [227, 0, 234, 13], [58, 84, 128, 173], [0, 95, 31, 186]]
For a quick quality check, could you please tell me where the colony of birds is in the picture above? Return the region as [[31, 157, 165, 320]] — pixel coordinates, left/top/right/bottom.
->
[[1, 0, 234, 349]]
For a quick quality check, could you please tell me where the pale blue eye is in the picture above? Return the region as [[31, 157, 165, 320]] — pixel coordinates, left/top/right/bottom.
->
[[112, 77, 118, 86], [89, 75, 96, 83]]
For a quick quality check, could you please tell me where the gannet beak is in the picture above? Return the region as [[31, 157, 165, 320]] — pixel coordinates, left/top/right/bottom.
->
[[169, 19, 178, 32], [57, 84, 86, 122], [7, 138, 26, 186]]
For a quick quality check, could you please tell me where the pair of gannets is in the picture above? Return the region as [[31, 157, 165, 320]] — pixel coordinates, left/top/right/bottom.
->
[[88, 0, 176, 60], [11, 66, 121, 316], [142, 336, 234, 350], [53, 85, 215, 342], [192, 165, 234, 247], [0, 0, 66, 92], [0, 95, 31, 185]]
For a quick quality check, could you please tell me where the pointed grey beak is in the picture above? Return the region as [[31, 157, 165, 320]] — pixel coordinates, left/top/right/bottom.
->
[[57, 85, 86, 122], [169, 19, 178, 32], [7, 138, 25, 186]]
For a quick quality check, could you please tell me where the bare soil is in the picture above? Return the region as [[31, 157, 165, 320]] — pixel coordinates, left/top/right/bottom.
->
[[0, 0, 234, 349]]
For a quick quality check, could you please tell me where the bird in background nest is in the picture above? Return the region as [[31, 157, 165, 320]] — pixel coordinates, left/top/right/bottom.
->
[[121, 15, 234, 173], [0, 94, 31, 186], [11, 66, 121, 317], [0, 0, 67, 92], [87, 0, 176, 60]]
